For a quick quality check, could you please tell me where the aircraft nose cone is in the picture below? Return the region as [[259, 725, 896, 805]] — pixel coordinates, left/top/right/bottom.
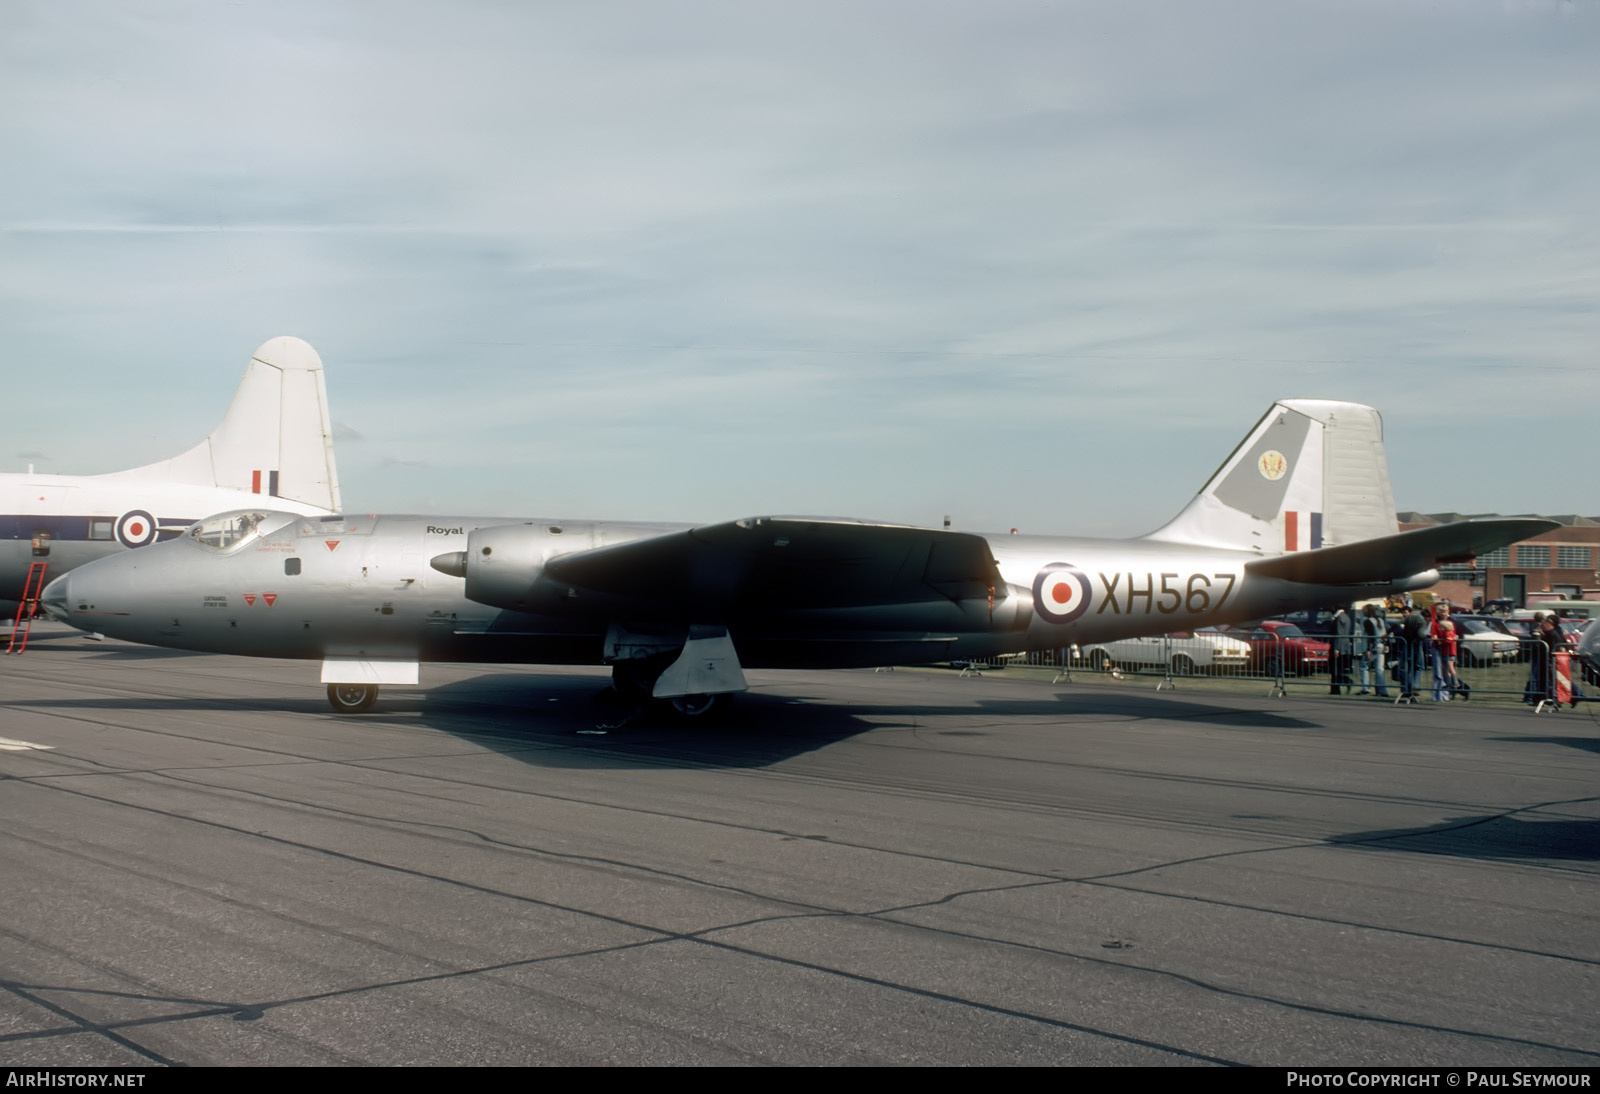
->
[[39, 573, 70, 622]]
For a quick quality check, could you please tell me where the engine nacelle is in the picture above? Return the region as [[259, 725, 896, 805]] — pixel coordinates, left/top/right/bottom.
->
[[431, 522, 582, 611]]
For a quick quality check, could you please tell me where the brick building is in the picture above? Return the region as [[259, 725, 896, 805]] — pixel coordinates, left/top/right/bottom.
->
[[1397, 513, 1600, 608]]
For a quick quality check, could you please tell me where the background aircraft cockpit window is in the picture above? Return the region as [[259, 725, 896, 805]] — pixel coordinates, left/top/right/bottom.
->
[[188, 511, 293, 551]]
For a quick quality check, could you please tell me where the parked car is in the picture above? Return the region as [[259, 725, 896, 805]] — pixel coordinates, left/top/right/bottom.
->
[[1445, 618, 1521, 666], [1275, 608, 1341, 638], [1079, 630, 1252, 675], [1219, 621, 1331, 676], [1500, 616, 1534, 638], [1454, 614, 1515, 635], [1503, 612, 1583, 652]]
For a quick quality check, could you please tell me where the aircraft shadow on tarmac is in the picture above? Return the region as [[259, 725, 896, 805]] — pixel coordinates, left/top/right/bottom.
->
[[1493, 734, 1600, 757], [0, 634, 199, 659], [0, 665, 1324, 772], [412, 674, 883, 768], [82, 646, 208, 660], [1329, 814, 1600, 863], [393, 672, 1325, 770]]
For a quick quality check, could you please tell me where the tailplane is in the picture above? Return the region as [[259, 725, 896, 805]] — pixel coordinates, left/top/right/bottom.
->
[[100, 336, 342, 512], [1148, 400, 1396, 554]]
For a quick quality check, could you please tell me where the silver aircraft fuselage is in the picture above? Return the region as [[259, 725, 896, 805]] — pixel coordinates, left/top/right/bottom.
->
[[43, 510, 1430, 669], [38, 398, 1556, 716]]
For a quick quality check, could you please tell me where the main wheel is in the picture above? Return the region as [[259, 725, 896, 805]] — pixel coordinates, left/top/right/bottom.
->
[[668, 693, 720, 718], [327, 683, 378, 714]]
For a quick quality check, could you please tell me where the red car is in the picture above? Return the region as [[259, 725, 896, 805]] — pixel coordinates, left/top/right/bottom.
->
[[1222, 621, 1332, 677]]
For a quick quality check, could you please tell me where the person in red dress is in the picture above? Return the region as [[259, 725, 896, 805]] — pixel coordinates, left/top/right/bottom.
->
[[1430, 604, 1458, 701]]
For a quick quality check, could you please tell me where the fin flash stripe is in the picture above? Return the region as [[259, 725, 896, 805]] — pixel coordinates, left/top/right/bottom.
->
[[1284, 511, 1324, 552]]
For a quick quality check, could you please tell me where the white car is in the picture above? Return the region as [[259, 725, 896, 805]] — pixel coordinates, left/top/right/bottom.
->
[[1449, 619, 1521, 666], [1080, 630, 1252, 675]]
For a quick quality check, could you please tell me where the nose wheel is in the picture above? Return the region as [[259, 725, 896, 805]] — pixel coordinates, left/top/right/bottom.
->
[[327, 683, 378, 714]]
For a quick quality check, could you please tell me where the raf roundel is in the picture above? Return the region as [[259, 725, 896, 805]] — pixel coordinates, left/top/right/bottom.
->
[[1033, 562, 1092, 624], [115, 509, 158, 549]]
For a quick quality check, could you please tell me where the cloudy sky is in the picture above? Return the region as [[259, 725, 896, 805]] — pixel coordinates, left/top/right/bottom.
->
[[3, 1, 1596, 535]]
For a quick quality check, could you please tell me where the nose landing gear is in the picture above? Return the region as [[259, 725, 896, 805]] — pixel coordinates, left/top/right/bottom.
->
[[327, 683, 378, 714]]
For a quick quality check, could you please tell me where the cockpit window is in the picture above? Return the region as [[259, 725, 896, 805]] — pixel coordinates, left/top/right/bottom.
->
[[187, 510, 294, 551]]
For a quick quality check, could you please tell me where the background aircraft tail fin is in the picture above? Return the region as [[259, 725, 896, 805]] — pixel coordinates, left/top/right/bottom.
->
[[1147, 399, 1396, 554], [102, 336, 343, 512]]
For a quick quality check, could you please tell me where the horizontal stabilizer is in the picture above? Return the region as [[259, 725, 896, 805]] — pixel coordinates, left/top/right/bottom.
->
[[1245, 518, 1559, 585], [544, 517, 1002, 612]]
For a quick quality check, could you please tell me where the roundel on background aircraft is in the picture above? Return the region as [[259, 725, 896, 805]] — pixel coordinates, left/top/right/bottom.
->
[[1033, 562, 1092, 624], [115, 509, 158, 549]]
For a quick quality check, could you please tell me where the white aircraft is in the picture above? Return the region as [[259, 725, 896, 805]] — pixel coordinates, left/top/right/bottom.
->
[[2, 337, 341, 632], [42, 397, 1554, 713]]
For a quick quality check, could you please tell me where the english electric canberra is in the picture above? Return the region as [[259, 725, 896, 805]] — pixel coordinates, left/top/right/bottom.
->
[[43, 400, 1550, 715]]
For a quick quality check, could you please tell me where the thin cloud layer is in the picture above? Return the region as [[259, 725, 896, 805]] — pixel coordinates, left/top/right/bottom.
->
[[2, 1, 1595, 533]]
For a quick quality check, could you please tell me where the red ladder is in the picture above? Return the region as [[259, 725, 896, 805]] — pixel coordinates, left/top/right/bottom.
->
[[6, 561, 49, 655]]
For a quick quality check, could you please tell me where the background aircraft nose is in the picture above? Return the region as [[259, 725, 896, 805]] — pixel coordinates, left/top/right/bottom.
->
[[39, 573, 70, 621]]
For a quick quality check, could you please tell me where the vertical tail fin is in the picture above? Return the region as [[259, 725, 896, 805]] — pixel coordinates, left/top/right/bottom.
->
[[1147, 399, 1396, 553], [102, 336, 342, 512]]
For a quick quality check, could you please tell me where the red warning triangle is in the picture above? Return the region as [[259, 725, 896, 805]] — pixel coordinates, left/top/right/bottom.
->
[[262, 593, 277, 607], [325, 540, 340, 551], [242, 594, 256, 606]]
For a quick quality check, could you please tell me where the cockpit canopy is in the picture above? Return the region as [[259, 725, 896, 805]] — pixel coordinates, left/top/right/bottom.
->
[[186, 510, 297, 551]]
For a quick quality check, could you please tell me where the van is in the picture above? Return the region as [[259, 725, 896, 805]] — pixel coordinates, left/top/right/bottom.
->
[[1521, 599, 1600, 620]]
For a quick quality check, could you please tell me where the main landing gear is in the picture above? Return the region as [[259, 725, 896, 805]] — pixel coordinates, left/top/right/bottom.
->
[[667, 693, 719, 718], [321, 663, 726, 721], [327, 683, 378, 714], [606, 656, 723, 723]]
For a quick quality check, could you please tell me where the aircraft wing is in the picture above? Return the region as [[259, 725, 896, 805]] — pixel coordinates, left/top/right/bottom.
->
[[1244, 518, 1560, 586], [543, 517, 1002, 611]]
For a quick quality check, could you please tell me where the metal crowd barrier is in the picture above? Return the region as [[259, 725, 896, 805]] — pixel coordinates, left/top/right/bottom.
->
[[948, 628, 1591, 712], [1048, 631, 1297, 695], [1323, 633, 1582, 708]]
